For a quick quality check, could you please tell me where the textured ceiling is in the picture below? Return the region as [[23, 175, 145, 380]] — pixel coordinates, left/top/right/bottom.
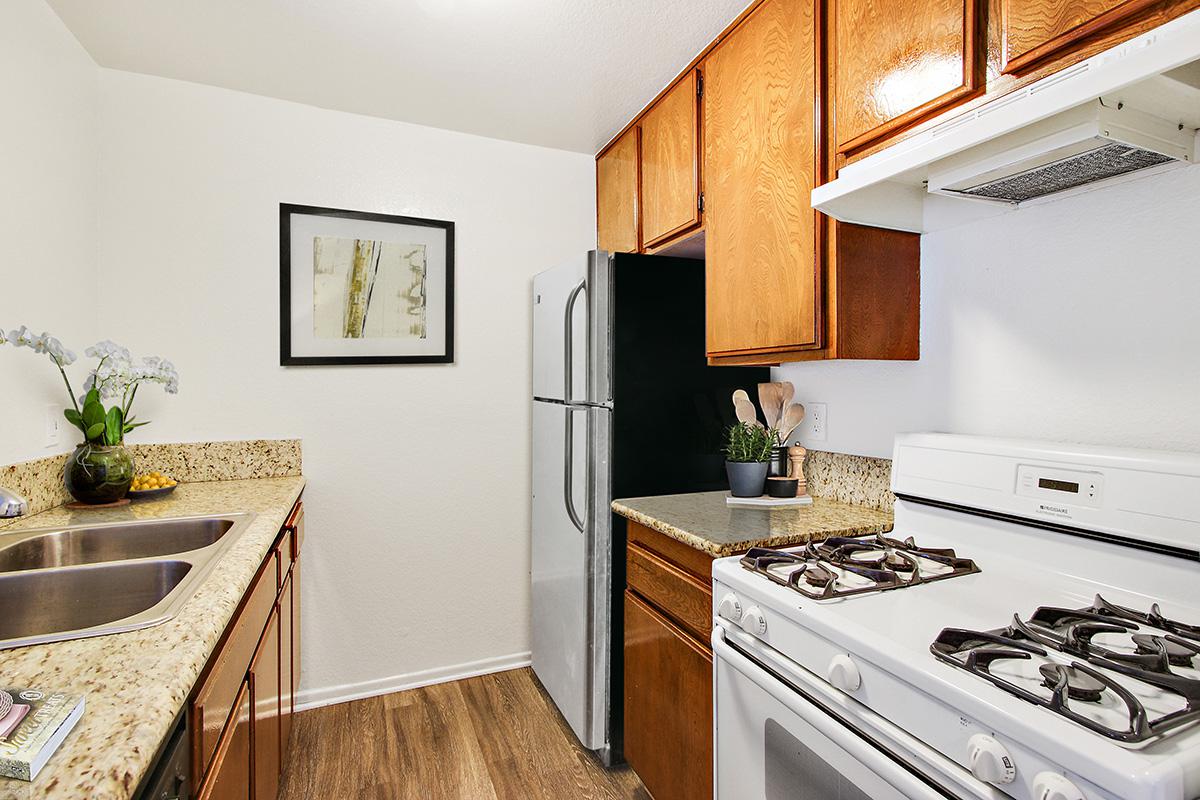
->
[[47, 0, 752, 153]]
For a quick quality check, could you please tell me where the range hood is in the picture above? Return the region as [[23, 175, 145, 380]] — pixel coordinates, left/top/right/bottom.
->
[[811, 9, 1200, 233]]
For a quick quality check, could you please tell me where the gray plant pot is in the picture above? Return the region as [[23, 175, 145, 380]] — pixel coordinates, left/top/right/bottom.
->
[[726, 460, 769, 498]]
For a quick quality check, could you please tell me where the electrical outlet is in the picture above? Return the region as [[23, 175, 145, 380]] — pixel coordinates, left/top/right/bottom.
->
[[44, 403, 61, 448], [807, 403, 828, 443]]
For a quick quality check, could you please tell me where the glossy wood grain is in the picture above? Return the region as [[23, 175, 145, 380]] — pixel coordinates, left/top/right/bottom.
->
[[193, 552, 279, 781], [1002, 0, 1158, 71], [197, 679, 251, 800], [252, 606, 282, 800], [277, 668, 648, 800], [623, 591, 713, 800], [626, 521, 715, 583], [704, 0, 821, 356], [597, 129, 640, 253], [640, 70, 701, 247], [834, 0, 982, 152], [280, 573, 294, 754], [626, 542, 712, 642]]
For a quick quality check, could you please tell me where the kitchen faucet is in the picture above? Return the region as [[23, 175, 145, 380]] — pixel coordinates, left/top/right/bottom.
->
[[0, 485, 28, 518]]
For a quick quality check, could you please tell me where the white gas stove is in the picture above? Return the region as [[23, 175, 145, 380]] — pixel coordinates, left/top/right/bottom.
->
[[712, 434, 1200, 800]]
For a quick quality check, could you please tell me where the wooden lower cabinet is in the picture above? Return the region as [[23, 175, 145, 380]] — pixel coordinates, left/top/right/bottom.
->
[[624, 592, 713, 800], [251, 607, 282, 800], [623, 521, 723, 800], [197, 680, 251, 800], [191, 498, 304, 800]]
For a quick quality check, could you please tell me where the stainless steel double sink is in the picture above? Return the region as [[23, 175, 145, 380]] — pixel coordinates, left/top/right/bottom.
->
[[0, 513, 255, 651]]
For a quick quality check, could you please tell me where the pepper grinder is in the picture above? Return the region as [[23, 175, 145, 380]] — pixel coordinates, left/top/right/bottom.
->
[[787, 446, 808, 498]]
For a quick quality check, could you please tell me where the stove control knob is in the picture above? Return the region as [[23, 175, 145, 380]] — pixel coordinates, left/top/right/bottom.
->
[[967, 734, 1016, 785], [1032, 773, 1085, 800], [717, 593, 743, 623], [827, 654, 861, 692], [740, 606, 767, 635]]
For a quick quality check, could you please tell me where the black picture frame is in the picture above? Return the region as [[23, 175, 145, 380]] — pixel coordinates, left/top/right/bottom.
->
[[279, 203, 455, 365]]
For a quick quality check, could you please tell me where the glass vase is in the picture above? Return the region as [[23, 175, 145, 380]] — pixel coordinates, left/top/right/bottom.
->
[[63, 443, 135, 504]]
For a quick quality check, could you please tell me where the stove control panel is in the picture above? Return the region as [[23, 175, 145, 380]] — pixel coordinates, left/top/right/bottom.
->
[[1015, 464, 1103, 509], [967, 734, 1017, 785], [1032, 772, 1085, 800]]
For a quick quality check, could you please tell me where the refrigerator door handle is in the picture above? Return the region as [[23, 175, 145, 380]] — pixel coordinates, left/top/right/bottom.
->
[[564, 280, 586, 402], [564, 406, 586, 533]]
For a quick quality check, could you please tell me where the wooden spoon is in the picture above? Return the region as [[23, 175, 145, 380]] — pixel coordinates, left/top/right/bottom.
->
[[732, 389, 763, 428], [779, 382, 795, 417], [777, 403, 806, 444], [757, 383, 784, 430]]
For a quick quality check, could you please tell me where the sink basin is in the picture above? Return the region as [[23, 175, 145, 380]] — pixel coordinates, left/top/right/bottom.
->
[[0, 518, 235, 572], [0, 561, 192, 644], [0, 513, 254, 650]]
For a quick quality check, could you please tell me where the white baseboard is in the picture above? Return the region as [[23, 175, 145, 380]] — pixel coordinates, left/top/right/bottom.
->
[[293, 651, 532, 713]]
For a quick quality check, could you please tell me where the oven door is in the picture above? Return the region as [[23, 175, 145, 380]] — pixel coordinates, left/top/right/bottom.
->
[[714, 626, 1001, 800]]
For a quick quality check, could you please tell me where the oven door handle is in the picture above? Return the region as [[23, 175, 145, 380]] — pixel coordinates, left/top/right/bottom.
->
[[713, 626, 988, 800]]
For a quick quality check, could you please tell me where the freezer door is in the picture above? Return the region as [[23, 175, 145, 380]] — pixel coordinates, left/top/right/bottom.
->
[[532, 252, 611, 404], [530, 399, 611, 751]]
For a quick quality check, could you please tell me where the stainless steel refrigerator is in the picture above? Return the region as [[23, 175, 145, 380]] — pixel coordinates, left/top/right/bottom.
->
[[530, 251, 767, 764]]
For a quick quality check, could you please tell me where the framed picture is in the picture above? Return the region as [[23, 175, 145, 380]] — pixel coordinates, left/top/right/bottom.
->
[[279, 203, 454, 365]]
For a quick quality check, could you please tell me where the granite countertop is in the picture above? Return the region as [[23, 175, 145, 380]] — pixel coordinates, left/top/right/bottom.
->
[[613, 490, 893, 557], [0, 476, 306, 800]]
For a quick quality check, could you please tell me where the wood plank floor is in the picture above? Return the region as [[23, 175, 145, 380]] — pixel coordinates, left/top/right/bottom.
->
[[279, 667, 651, 800]]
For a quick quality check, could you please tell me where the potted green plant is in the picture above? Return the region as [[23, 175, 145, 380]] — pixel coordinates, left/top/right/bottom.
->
[[723, 422, 777, 497], [1, 327, 179, 504]]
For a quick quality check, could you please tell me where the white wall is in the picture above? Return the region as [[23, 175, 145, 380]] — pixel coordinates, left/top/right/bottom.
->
[[0, 0, 98, 465], [777, 165, 1200, 459], [94, 70, 595, 701]]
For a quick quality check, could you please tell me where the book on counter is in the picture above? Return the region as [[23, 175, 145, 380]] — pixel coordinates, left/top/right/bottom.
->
[[0, 688, 85, 781]]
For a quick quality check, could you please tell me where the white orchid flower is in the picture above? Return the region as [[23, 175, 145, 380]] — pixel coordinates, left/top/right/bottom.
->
[[0, 328, 7, 346], [8, 326, 35, 348]]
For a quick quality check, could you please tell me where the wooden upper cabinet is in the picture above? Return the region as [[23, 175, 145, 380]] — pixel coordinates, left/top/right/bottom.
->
[[596, 129, 640, 253], [833, 0, 982, 153], [639, 70, 702, 248], [704, 0, 819, 357], [1001, 0, 1158, 73]]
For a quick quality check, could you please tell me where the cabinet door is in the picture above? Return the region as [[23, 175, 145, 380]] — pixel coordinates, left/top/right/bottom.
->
[[251, 606, 281, 800], [833, 0, 982, 153], [705, 0, 820, 356], [597, 128, 640, 253], [197, 680, 251, 800], [624, 591, 712, 800], [1001, 0, 1157, 73], [279, 572, 294, 753], [639, 70, 702, 247]]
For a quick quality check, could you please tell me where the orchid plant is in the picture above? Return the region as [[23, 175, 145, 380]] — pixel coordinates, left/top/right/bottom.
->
[[0, 325, 178, 447]]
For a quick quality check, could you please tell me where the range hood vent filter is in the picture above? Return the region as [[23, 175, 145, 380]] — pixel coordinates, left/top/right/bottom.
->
[[949, 141, 1176, 203]]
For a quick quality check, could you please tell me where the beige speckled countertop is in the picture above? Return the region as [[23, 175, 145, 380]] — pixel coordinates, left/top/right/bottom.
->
[[0, 476, 305, 800], [613, 490, 893, 557]]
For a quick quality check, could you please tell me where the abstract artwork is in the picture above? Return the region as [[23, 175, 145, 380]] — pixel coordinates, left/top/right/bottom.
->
[[280, 204, 454, 365], [312, 236, 427, 340]]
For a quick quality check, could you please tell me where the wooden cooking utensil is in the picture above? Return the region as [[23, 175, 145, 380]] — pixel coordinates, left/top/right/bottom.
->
[[732, 389, 763, 428], [758, 383, 784, 430], [779, 382, 795, 417], [777, 403, 806, 444]]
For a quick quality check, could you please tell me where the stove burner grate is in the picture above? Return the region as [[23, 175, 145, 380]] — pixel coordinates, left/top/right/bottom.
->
[[931, 595, 1200, 743], [739, 533, 979, 601]]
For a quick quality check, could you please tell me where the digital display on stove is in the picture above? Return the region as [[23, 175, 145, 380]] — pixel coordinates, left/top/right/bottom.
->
[[1038, 478, 1080, 493]]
